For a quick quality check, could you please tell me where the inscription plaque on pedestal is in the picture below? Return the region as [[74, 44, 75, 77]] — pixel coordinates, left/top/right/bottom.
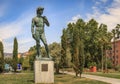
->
[[42, 64, 48, 71]]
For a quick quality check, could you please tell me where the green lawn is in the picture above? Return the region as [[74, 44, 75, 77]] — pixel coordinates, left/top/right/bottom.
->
[[0, 72, 109, 84], [84, 72, 120, 79], [0, 73, 34, 84], [55, 74, 109, 84]]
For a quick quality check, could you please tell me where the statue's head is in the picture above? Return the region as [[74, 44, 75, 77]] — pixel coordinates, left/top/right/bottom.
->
[[36, 7, 44, 16]]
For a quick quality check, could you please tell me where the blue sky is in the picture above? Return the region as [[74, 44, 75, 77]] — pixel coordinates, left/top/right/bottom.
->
[[0, 0, 120, 53]]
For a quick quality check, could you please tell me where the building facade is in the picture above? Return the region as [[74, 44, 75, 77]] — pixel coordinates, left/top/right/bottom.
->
[[106, 40, 120, 66]]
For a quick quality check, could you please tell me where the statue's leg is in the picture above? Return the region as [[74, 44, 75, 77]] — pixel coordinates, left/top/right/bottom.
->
[[35, 30, 41, 59], [41, 33, 50, 58], [36, 40, 41, 58]]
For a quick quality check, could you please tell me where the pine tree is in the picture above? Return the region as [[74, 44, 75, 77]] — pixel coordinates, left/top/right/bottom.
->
[[12, 37, 18, 72]]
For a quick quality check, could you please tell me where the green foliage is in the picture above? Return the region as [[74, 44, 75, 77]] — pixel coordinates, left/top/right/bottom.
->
[[106, 59, 113, 69], [18, 57, 24, 64], [28, 49, 36, 70], [0, 41, 4, 73], [0, 41, 4, 58], [114, 65, 120, 72], [87, 62, 97, 68], [61, 19, 85, 77], [61, 18, 114, 75], [70, 19, 85, 77], [49, 42, 61, 73], [12, 37, 18, 72], [0, 58, 4, 73], [22, 57, 30, 70], [61, 29, 68, 67], [4, 58, 13, 65]]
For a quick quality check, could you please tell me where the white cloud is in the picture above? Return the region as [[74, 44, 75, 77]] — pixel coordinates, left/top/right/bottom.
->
[[68, 14, 81, 24], [0, 23, 22, 40], [69, 0, 120, 32], [0, 13, 33, 40], [86, 0, 120, 31], [0, 10, 35, 53]]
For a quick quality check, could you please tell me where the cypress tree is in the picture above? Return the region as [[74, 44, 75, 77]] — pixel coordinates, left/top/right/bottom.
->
[[0, 41, 4, 73], [61, 29, 67, 68], [12, 37, 18, 72]]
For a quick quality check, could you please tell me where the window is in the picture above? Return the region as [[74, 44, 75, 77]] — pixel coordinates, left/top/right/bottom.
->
[[116, 55, 118, 59], [116, 50, 118, 53]]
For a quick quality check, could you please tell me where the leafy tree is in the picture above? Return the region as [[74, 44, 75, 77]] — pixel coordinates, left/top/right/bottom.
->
[[70, 19, 85, 77], [61, 18, 113, 74], [23, 56, 30, 70], [98, 24, 109, 72], [115, 24, 120, 38], [49, 42, 61, 74], [84, 20, 112, 70], [29, 47, 36, 70], [84, 19, 99, 66], [12, 37, 18, 72], [0, 41, 4, 73], [61, 19, 85, 77], [4, 58, 13, 65]]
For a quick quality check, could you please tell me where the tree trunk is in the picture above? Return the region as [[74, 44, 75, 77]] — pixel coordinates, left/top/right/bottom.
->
[[55, 64, 59, 74], [105, 47, 107, 73], [76, 72, 78, 77], [79, 73, 82, 78], [101, 46, 103, 72]]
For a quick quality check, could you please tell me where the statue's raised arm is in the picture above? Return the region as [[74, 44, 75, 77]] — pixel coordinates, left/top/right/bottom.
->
[[43, 16, 50, 27]]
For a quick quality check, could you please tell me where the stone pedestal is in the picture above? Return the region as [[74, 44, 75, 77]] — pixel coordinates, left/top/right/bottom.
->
[[34, 59, 54, 83]]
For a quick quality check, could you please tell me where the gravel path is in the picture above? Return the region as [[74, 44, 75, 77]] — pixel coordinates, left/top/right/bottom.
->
[[62, 71, 120, 84]]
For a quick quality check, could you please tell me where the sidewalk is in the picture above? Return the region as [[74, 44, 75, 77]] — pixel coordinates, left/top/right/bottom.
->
[[62, 71, 120, 84]]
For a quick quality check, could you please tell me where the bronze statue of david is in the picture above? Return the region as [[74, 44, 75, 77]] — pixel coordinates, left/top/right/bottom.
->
[[31, 7, 52, 59]]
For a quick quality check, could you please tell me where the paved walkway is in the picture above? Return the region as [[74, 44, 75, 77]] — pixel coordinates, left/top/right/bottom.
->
[[62, 71, 120, 84]]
